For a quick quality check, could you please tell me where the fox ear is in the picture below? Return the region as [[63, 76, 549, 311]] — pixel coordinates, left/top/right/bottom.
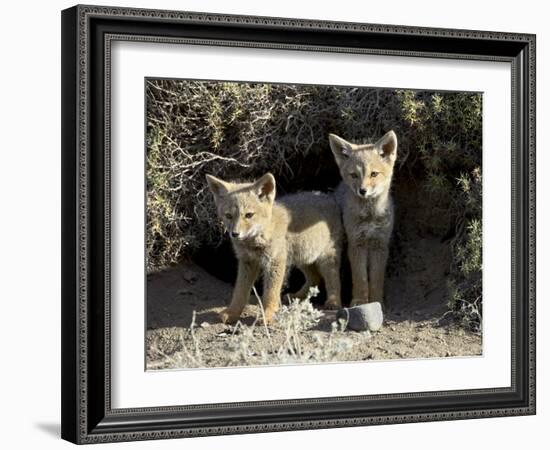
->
[[254, 173, 276, 203], [376, 130, 398, 162], [205, 174, 230, 199], [329, 134, 353, 163]]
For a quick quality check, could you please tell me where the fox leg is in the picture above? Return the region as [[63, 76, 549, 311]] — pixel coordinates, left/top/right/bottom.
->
[[317, 257, 342, 310], [261, 257, 287, 325], [291, 265, 322, 300], [368, 245, 389, 304], [220, 259, 260, 324], [348, 243, 369, 306]]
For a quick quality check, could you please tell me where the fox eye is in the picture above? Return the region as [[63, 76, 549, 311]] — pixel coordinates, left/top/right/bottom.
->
[[224, 213, 232, 220], [245, 212, 254, 219], [350, 173, 359, 179], [371, 171, 379, 178]]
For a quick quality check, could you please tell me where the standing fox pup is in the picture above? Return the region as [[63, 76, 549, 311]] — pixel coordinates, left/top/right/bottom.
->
[[206, 173, 343, 324], [329, 130, 398, 306]]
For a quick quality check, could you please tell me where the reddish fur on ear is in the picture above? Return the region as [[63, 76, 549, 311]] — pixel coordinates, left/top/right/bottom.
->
[[255, 173, 276, 202], [382, 141, 393, 154], [376, 130, 398, 161]]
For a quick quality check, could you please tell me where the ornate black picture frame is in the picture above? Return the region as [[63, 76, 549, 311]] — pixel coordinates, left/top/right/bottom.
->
[[61, 4, 536, 444]]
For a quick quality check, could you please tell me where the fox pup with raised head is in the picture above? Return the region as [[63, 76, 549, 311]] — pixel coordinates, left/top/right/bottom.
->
[[329, 130, 397, 307], [206, 173, 343, 324]]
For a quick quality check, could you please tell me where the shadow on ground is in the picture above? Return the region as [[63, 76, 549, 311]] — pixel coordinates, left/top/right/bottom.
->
[[35, 423, 60, 438]]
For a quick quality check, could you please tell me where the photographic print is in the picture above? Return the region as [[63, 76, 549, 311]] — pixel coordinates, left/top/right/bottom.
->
[[145, 79, 483, 370]]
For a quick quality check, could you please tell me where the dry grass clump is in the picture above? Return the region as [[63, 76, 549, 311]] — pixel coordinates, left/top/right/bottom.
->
[[147, 288, 356, 369]]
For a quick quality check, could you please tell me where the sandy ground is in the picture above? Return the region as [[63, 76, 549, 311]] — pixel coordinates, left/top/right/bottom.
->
[[146, 238, 482, 369]]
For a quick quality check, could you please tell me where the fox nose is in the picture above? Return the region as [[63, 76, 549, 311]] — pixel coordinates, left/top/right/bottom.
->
[[231, 231, 240, 238], [359, 188, 367, 196]]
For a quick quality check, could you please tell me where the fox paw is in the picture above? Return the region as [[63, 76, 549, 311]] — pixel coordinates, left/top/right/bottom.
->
[[219, 308, 241, 324], [259, 308, 277, 326]]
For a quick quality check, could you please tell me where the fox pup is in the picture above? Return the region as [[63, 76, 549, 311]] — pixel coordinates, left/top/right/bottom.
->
[[329, 130, 397, 306], [206, 173, 343, 324]]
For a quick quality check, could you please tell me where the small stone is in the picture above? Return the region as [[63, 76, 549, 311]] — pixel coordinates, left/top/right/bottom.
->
[[200, 322, 210, 328], [336, 302, 384, 332]]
